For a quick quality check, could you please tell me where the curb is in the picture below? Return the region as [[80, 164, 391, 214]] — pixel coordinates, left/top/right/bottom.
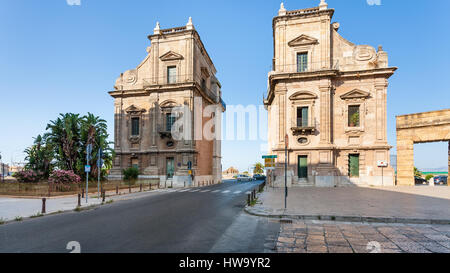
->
[[244, 206, 450, 225]]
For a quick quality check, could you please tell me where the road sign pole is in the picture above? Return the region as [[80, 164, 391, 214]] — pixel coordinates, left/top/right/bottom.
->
[[86, 172, 89, 204]]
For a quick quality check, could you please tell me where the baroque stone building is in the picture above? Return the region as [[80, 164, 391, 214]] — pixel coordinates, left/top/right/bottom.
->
[[264, 1, 397, 187], [109, 18, 225, 187]]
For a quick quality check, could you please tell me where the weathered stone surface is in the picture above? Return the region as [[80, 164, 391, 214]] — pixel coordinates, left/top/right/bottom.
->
[[265, 1, 396, 188], [396, 109, 450, 186]]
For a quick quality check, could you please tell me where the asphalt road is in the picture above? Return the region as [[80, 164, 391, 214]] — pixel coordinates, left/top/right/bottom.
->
[[0, 180, 280, 253]]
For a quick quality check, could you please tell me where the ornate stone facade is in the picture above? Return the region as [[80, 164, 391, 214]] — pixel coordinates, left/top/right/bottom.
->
[[109, 18, 225, 187], [264, 1, 397, 187], [396, 109, 450, 186]]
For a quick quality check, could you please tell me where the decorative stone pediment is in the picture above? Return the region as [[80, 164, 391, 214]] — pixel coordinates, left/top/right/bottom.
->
[[125, 105, 146, 114], [289, 91, 318, 101], [340, 89, 371, 100], [160, 51, 184, 61], [160, 100, 178, 109], [201, 67, 210, 78], [288, 34, 319, 47]]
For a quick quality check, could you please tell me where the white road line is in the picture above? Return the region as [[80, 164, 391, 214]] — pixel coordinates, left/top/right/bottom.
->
[[178, 189, 191, 192], [245, 191, 252, 195], [222, 190, 231, 194], [200, 190, 211, 193], [233, 191, 242, 194], [190, 190, 201, 192], [211, 190, 221, 193]]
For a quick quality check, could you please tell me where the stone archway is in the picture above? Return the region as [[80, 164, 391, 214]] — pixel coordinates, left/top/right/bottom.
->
[[396, 109, 450, 186]]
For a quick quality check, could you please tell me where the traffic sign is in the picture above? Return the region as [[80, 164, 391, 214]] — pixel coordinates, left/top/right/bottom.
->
[[377, 161, 388, 167], [262, 155, 278, 159], [85, 165, 91, 173]]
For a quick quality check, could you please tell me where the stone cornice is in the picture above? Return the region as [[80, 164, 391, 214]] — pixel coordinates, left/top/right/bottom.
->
[[265, 67, 397, 106]]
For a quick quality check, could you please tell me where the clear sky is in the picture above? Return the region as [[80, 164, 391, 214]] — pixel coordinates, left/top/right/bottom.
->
[[0, 0, 449, 172]]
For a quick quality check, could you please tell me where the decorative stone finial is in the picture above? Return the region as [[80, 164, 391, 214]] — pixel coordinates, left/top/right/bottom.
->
[[378, 45, 384, 52], [278, 2, 287, 16], [186, 17, 194, 30], [154, 21, 161, 35], [319, 0, 328, 10]]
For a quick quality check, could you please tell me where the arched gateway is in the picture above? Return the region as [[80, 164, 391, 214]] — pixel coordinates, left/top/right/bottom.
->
[[396, 109, 450, 186]]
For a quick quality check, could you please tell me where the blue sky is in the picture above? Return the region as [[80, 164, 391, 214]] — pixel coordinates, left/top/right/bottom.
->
[[0, 0, 449, 172]]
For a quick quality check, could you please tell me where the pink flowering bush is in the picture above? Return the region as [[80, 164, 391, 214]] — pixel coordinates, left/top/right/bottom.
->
[[49, 170, 81, 184], [13, 170, 41, 183]]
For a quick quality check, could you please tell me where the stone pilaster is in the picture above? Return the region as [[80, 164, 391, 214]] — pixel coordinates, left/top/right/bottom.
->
[[448, 141, 450, 186], [375, 80, 388, 143], [319, 82, 332, 145], [396, 138, 414, 186]]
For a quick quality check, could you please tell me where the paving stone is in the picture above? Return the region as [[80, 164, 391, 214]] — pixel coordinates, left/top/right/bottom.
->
[[328, 246, 354, 253]]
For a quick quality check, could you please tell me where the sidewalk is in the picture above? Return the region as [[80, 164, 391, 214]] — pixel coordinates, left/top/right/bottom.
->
[[0, 187, 188, 222], [246, 186, 450, 225]]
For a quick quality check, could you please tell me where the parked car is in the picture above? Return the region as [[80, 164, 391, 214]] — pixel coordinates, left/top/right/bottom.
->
[[236, 175, 253, 182], [414, 176, 428, 185], [434, 176, 448, 185], [253, 174, 266, 181]]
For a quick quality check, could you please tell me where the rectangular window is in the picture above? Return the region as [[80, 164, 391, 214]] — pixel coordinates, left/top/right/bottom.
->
[[131, 117, 140, 136], [201, 78, 206, 91], [166, 113, 176, 132], [348, 105, 360, 127], [297, 107, 309, 127], [349, 154, 360, 177], [167, 66, 176, 84], [132, 159, 139, 170], [297, 52, 308, 72]]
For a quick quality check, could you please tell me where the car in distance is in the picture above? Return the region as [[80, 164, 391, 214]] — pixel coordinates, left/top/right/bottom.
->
[[434, 176, 448, 185], [236, 175, 253, 182], [253, 174, 266, 181], [414, 176, 428, 185]]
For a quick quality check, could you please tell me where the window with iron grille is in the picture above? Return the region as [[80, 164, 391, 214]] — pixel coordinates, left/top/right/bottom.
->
[[297, 52, 308, 72]]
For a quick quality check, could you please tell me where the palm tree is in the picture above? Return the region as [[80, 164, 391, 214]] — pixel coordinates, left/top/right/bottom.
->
[[45, 113, 82, 172], [254, 162, 265, 175], [80, 113, 114, 179], [24, 135, 54, 178]]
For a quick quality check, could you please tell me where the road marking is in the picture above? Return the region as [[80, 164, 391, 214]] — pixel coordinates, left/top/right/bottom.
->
[[211, 190, 221, 193], [190, 190, 201, 192], [233, 191, 242, 194], [222, 190, 230, 194], [178, 189, 191, 192], [245, 191, 252, 195], [200, 190, 211, 193]]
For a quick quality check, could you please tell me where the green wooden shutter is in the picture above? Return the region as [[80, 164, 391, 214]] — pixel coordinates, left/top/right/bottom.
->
[[349, 154, 360, 177], [298, 156, 308, 178], [302, 107, 309, 127]]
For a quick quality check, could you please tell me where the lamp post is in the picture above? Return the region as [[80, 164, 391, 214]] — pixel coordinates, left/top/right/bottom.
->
[[284, 134, 289, 209]]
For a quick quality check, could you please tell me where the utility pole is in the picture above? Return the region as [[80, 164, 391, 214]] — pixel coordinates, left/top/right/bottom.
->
[[0, 152, 3, 182]]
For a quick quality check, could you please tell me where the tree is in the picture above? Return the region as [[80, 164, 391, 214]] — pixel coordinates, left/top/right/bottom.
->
[[254, 162, 265, 175], [414, 167, 423, 177], [45, 113, 82, 172], [79, 113, 113, 179], [24, 135, 54, 178], [25, 113, 114, 180]]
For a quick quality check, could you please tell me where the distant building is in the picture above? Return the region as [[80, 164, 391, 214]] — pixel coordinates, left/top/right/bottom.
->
[[222, 167, 239, 179]]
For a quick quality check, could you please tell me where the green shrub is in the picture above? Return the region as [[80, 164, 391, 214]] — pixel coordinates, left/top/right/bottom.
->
[[425, 175, 434, 181], [123, 167, 139, 181]]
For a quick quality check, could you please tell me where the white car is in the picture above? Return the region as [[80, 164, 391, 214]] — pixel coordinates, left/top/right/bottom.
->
[[236, 175, 253, 182]]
